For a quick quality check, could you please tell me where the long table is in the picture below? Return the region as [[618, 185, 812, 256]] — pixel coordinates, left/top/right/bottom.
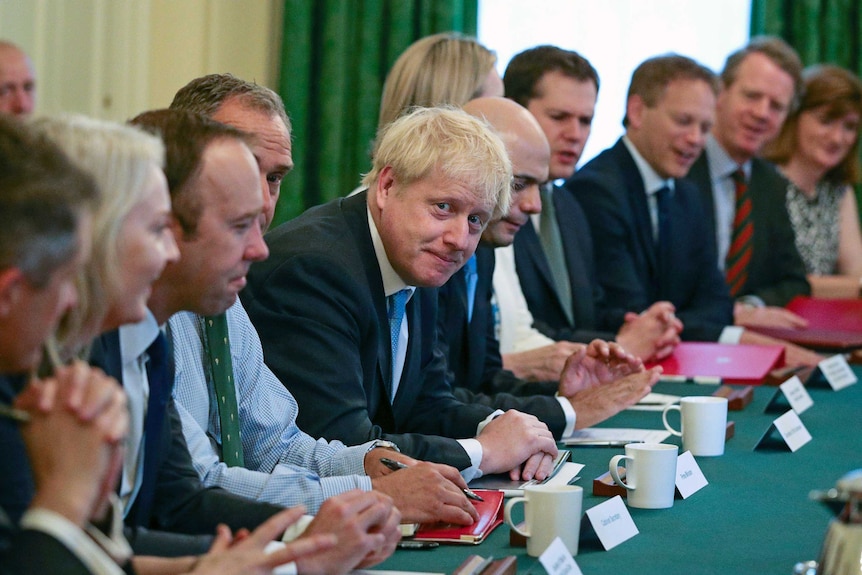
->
[[375, 373, 862, 574]]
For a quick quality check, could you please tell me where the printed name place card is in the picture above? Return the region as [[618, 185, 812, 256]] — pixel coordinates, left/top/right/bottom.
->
[[675, 451, 708, 499], [539, 537, 583, 575], [818, 355, 858, 391], [781, 376, 814, 413], [756, 410, 812, 452], [585, 496, 638, 551]]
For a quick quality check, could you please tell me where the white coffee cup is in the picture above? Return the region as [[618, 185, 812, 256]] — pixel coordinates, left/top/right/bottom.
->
[[504, 484, 582, 557], [609, 443, 678, 509], [662, 396, 728, 456]]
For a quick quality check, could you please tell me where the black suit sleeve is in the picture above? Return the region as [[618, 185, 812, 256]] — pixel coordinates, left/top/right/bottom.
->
[[0, 529, 99, 575], [146, 401, 283, 536]]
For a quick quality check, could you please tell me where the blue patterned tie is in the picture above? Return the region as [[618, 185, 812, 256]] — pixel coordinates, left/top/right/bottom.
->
[[464, 255, 478, 323], [388, 289, 410, 384]]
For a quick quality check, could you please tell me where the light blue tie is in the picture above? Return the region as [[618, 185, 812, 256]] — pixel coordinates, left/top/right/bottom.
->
[[388, 289, 410, 384], [464, 255, 478, 323]]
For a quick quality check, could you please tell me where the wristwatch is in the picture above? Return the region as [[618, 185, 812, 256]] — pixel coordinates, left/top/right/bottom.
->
[[366, 439, 401, 453]]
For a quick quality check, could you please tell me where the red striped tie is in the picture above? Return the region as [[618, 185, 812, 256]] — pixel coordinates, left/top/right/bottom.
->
[[725, 169, 752, 296]]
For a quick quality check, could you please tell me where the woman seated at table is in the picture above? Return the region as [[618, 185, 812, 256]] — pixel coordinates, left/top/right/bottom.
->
[[763, 64, 862, 299]]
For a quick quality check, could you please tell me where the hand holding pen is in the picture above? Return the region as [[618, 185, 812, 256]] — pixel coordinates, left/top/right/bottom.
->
[[368, 456, 480, 526], [380, 457, 485, 501]]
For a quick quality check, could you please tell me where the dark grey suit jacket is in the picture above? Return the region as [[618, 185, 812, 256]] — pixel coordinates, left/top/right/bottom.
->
[[242, 192, 494, 470], [685, 154, 810, 306], [513, 185, 617, 340]]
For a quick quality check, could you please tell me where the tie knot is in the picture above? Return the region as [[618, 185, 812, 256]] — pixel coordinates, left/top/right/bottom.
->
[[388, 289, 410, 323], [731, 168, 746, 185], [146, 332, 166, 364]]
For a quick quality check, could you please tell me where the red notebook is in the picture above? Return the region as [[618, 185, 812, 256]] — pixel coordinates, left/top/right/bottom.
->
[[751, 297, 862, 351], [646, 342, 785, 385], [413, 489, 504, 544]]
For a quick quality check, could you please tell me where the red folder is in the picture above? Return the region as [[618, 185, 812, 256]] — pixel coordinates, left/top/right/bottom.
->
[[751, 297, 862, 351], [646, 342, 785, 385], [413, 489, 504, 544]]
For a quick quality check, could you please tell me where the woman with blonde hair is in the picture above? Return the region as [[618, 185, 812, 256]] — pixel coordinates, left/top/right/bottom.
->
[[29, 115, 180, 356], [377, 32, 503, 129], [763, 64, 862, 298]]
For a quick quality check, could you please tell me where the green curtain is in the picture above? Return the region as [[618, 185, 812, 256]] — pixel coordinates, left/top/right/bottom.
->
[[274, 0, 478, 227], [751, 0, 862, 220], [750, 0, 862, 70]]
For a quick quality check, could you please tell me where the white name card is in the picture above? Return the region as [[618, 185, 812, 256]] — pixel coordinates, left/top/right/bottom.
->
[[819, 355, 857, 391], [780, 376, 813, 414], [675, 451, 708, 499], [774, 410, 812, 452], [539, 537, 583, 575], [585, 495, 638, 551]]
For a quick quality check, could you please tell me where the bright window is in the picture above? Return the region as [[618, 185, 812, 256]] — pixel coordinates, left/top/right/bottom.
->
[[479, 0, 751, 166]]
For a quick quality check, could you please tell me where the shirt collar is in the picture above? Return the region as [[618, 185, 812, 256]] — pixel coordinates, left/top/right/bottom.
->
[[705, 134, 751, 181], [622, 136, 675, 196], [367, 205, 414, 298], [119, 309, 160, 366]]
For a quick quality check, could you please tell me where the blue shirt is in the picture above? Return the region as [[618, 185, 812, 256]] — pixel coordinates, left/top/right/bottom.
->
[[170, 300, 372, 513]]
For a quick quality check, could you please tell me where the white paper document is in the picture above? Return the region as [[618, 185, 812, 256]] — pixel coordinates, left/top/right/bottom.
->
[[562, 428, 671, 446], [626, 392, 681, 411]]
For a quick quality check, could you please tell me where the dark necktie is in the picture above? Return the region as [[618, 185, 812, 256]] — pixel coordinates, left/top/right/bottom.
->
[[655, 186, 672, 296], [203, 313, 244, 467], [464, 255, 478, 323], [539, 185, 573, 323], [725, 169, 753, 297]]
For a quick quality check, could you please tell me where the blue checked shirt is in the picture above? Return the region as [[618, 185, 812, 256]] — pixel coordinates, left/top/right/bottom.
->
[[170, 300, 373, 513]]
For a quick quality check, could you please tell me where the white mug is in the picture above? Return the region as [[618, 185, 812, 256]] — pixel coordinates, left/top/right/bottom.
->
[[662, 396, 728, 456], [504, 484, 582, 557], [609, 443, 678, 509]]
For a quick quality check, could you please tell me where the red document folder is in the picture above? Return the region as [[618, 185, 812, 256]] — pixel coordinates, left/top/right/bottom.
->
[[413, 489, 504, 544], [646, 342, 785, 385], [751, 297, 862, 351]]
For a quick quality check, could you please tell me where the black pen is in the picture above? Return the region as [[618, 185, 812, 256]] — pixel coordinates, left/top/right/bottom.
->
[[379, 457, 485, 502]]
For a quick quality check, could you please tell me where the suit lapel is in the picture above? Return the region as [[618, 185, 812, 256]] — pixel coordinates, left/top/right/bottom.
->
[[518, 220, 565, 312], [341, 191, 395, 402], [614, 141, 660, 287]]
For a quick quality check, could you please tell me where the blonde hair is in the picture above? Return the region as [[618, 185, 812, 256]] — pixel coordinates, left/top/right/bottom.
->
[[378, 33, 497, 129], [362, 106, 511, 222], [30, 115, 165, 355]]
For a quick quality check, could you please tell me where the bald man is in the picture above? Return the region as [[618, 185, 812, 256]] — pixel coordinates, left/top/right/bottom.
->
[[436, 97, 660, 438], [0, 42, 35, 117]]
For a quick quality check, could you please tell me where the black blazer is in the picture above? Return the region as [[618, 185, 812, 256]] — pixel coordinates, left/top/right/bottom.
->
[[513, 186, 616, 342], [242, 192, 494, 470], [565, 139, 733, 341], [685, 154, 810, 306], [437, 244, 566, 437], [89, 330, 281, 550]]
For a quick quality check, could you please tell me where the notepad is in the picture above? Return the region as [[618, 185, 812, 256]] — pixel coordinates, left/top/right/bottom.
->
[[412, 489, 505, 544]]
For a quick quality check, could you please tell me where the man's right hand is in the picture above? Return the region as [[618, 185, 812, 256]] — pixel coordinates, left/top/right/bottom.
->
[[371, 459, 478, 526], [295, 490, 400, 575], [569, 368, 661, 429], [476, 410, 557, 482]]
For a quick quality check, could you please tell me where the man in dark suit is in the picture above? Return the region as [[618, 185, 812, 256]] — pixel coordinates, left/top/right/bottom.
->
[[566, 55, 737, 342], [437, 96, 659, 437], [243, 107, 559, 483], [683, 38, 822, 367], [498, 46, 680, 374]]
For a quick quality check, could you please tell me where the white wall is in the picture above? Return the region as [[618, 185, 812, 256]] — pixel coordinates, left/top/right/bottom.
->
[[0, 0, 281, 121], [479, 0, 751, 167]]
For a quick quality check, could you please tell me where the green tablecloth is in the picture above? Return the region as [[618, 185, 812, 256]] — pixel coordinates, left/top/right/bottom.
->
[[376, 374, 862, 574]]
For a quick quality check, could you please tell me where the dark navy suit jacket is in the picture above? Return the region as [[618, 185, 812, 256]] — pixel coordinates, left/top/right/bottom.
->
[[242, 191, 494, 470], [685, 154, 810, 306], [437, 244, 566, 438], [565, 139, 733, 341]]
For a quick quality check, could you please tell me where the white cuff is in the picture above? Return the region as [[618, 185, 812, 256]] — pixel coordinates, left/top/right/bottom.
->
[[718, 325, 744, 344], [555, 396, 577, 437], [455, 438, 483, 482]]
